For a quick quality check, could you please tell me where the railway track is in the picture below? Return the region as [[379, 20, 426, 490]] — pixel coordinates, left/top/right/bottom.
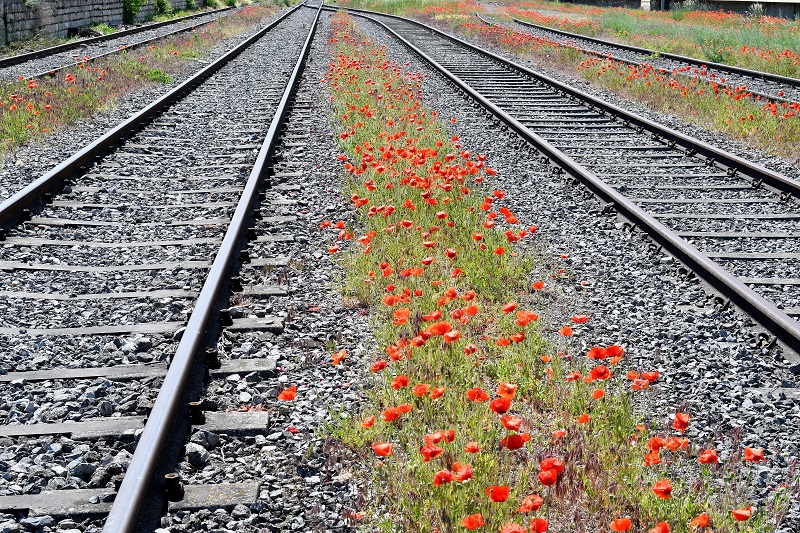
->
[[326, 6, 800, 359], [0, 3, 323, 531], [0, 7, 234, 81], [481, 12, 800, 105], [0, 4, 797, 531]]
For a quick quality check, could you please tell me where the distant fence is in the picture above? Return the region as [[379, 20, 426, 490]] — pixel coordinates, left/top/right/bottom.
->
[[0, 0, 188, 45]]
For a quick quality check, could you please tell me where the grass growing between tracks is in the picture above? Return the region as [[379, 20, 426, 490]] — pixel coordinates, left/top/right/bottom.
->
[[499, 1, 800, 81], [321, 11, 789, 533], [454, 20, 800, 163], [0, 5, 276, 156]]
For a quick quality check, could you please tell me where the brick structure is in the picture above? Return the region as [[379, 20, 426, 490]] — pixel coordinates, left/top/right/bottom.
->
[[1, 0, 188, 45]]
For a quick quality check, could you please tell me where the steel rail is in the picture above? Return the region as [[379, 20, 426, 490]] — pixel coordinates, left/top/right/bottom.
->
[[478, 14, 795, 106], [103, 4, 321, 531], [326, 5, 800, 357], [508, 15, 800, 90], [0, 7, 234, 69], [0, 2, 305, 231]]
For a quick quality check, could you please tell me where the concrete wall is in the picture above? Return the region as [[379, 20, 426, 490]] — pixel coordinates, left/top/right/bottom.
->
[[1, 0, 189, 45]]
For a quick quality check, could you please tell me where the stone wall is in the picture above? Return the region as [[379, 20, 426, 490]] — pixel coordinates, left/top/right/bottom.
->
[[1, 0, 189, 45]]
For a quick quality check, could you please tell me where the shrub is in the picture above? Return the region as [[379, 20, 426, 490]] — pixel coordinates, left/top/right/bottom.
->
[[186, 0, 197, 9], [154, 0, 173, 16], [123, 0, 145, 23]]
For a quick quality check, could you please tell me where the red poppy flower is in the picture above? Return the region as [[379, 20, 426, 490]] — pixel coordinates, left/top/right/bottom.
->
[[517, 494, 544, 513], [592, 389, 605, 399], [565, 371, 581, 382], [673, 412, 690, 432], [428, 321, 452, 335], [420, 444, 443, 462], [371, 360, 388, 373], [278, 386, 297, 401], [744, 447, 765, 462], [649, 522, 670, 533], [532, 281, 545, 290], [485, 485, 510, 502], [413, 383, 430, 397], [397, 403, 412, 413], [577, 413, 590, 424], [510, 332, 525, 343], [610, 518, 632, 531], [631, 379, 650, 390], [531, 518, 548, 532], [460, 514, 484, 530], [604, 344, 624, 358], [361, 416, 375, 428], [382, 408, 401, 422], [465, 441, 480, 453], [422, 309, 443, 322], [665, 437, 688, 451], [732, 506, 752, 521], [372, 442, 393, 457], [502, 302, 518, 314], [494, 247, 505, 255], [497, 338, 511, 347], [430, 387, 446, 399], [391, 375, 409, 390], [698, 449, 719, 464], [515, 310, 538, 326], [452, 462, 473, 482], [586, 346, 606, 359], [540, 457, 564, 473], [689, 513, 709, 528], [501, 415, 523, 431], [496, 382, 518, 399], [445, 248, 457, 259], [433, 469, 452, 486], [331, 349, 347, 365], [537, 469, 558, 486], [642, 371, 659, 382], [499, 525, 526, 533], [501, 433, 531, 450], [490, 397, 512, 414], [444, 330, 461, 343], [558, 326, 573, 337], [644, 449, 662, 467], [463, 388, 488, 403], [589, 365, 611, 381], [651, 479, 673, 499], [552, 429, 566, 439], [571, 314, 590, 323]]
